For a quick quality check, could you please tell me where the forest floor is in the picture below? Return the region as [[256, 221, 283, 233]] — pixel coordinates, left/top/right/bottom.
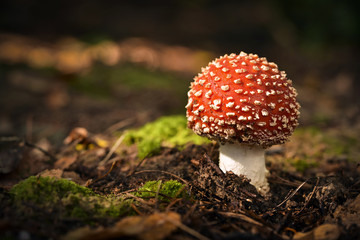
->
[[0, 35, 359, 240]]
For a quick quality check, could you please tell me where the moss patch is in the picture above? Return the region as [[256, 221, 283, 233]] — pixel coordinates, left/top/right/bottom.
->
[[71, 64, 188, 98], [124, 115, 211, 159], [135, 180, 187, 202], [288, 158, 319, 173], [292, 127, 359, 158], [279, 126, 360, 173], [10, 176, 133, 219]]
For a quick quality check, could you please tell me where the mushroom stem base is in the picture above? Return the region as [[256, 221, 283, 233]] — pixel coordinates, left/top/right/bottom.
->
[[219, 143, 269, 194]]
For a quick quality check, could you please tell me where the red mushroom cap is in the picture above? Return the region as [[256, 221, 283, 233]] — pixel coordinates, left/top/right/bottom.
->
[[186, 52, 300, 147]]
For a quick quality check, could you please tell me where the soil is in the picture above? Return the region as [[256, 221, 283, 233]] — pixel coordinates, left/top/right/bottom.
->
[[0, 34, 359, 240], [1, 136, 359, 240]]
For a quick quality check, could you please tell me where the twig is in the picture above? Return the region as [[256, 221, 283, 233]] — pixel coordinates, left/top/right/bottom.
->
[[99, 134, 125, 166], [163, 214, 210, 240], [24, 141, 57, 162], [118, 188, 137, 194], [296, 177, 320, 215], [130, 203, 143, 215], [217, 211, 285, 240], [275, 179, 309, 208], [126, 153, 151, 177], [0, 136, 57, 162], [129, 170, 190, 185], [217, 211, 263, 227], [123, 193, 156, 208], [105, 117, 135, 133], [165, 198, 183, 212], [269, 175, 312, 189], [86, 160, 117, 187]]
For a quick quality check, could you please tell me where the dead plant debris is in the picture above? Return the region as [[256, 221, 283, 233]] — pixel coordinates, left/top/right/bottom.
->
[[1, 129, 359, 240]]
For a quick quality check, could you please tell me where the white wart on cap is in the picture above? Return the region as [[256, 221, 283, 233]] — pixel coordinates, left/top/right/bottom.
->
[[186, 52, 300, 148]]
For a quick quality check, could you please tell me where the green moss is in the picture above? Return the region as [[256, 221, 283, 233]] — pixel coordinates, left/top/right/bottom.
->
[[135, 180, 187, 202], [289, 158, 319, 173], [10, 176, 133, 219], [293, 127, 359, 158], [284, 127, 360, 172], [124, 115, 210, 159], [71, 64, 188, 97], [108, 64, 178, 90], [10, 176, 94, 205], [322, 135, 358, 156]]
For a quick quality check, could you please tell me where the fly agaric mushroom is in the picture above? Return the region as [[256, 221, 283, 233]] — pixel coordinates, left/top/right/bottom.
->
[[186, 52, 300, 194]]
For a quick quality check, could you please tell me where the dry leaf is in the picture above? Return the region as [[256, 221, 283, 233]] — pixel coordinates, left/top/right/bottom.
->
[[54, 155, 77, 169], [62, 211, 181, 240], [313, 224, 340, 240], [62, 171, 85, 185], [331, 194, 360, 228], [37, 169, 85, 185], [293, 224, 340, 240], [63, 128, 88, 145], [38, 169, 64, 179]]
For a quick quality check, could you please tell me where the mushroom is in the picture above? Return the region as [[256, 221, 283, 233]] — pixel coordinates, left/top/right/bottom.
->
[[186, 52, 300, 194]]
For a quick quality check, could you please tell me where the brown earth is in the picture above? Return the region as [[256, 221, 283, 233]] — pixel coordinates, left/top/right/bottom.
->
[[0, 34, 359, 240]]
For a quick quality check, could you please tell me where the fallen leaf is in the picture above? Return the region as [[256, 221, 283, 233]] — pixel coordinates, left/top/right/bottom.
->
[[94, 137, 109, 148], [62, 211, 181, 240], [37, 169, 85, 185], [63, 128, 88, 145], [38, 169, 64, 179], [313, 224, 340, 240], [331, 194, 360, 228], [293, 224, 340, 240], [54, 155, 77, 170], [62, 171, 85, 185]]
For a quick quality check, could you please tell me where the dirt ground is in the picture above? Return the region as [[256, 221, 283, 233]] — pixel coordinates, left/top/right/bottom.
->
[[0, 32, 359, 240]]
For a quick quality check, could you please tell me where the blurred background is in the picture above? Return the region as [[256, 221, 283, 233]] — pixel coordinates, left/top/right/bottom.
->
[[0, 0, 359, 145]]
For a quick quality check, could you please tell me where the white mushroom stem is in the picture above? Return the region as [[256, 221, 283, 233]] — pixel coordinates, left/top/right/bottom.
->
[[219, 143, 269, 194]]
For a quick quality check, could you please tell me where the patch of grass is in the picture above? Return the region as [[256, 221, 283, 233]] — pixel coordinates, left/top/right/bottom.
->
[[124, 115, 211, 159], [135, 180, 187, 202], [10, 176, 133, 219]]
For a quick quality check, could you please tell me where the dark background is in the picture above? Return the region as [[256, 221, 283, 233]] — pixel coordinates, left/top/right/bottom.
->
[[0, 0, 359, 141], [1, 0, 358, 52]]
